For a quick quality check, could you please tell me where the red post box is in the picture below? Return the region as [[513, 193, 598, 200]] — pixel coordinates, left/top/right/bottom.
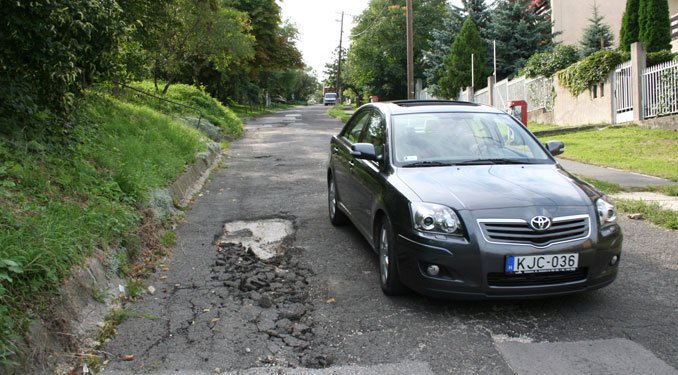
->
[[507, 100, 528, 126], [369, 95, 379, 103]]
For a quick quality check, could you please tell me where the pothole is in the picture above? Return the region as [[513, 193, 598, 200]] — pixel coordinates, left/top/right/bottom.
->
[[221, 218, 294, 260], [210, 217, 333, 368]]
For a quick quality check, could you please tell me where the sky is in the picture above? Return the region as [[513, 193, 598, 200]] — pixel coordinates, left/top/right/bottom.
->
[[279, 0, 368, 81], [279, 0, 464, 82]]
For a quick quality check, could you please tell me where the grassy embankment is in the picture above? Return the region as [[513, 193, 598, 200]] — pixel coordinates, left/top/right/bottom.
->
[[0, 82, 242, 367]]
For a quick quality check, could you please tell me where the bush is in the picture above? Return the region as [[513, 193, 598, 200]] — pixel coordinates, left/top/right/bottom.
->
[[557, 50, 624, 96], [0, 0, 124, 126], [646, 50, 676, 66], [522, 45, 580, 78]]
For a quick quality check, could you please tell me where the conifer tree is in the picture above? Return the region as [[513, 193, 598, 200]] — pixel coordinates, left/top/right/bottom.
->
[[638, 0, 671, 52], [619, 0, 640, 51], [580, 4, 615, 57], [438, 18, 488, 98]]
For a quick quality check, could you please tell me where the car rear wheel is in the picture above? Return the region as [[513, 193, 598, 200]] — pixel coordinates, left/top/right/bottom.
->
[[328, 176, 348, 226], [378, 217, 406, 295]]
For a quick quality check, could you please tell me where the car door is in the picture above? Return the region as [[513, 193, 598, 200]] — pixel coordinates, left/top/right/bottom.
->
[[332, 109, 371, 219], [350, 109, 388, 236]]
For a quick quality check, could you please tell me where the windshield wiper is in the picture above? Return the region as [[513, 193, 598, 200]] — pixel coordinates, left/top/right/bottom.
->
[[401, 160, 455, 168], [454, 158, 534, 165]]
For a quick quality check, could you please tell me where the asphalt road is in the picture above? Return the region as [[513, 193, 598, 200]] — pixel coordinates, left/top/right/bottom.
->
[[102, 105, 677, 375]]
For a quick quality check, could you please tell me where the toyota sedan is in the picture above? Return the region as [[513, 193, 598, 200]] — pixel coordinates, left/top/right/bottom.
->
[[326, 100, 622, 298]]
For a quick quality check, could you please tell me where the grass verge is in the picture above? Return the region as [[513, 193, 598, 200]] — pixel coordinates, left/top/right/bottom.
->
[[616, 200, 678, 229], [327, 106, 351, 123], [0, 89, 212, 368], [539, 125, 678, 181]]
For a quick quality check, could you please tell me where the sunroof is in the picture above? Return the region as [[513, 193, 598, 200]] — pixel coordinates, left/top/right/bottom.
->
[[391, 100, 480, 107]]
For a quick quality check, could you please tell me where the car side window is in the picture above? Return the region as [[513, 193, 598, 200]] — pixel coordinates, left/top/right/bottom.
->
[[360, 111, 386, 157], [342, 110, 371, 143]]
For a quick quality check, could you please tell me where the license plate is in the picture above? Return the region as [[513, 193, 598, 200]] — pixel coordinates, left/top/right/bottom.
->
[[505, 253, 578, 274]]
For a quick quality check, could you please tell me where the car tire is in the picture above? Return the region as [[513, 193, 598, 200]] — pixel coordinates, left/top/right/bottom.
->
[[328, 176, 349, 226], [377, 216, 407, 295]]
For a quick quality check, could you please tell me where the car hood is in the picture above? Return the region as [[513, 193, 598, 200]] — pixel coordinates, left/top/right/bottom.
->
[[396, 164, 593, 211]]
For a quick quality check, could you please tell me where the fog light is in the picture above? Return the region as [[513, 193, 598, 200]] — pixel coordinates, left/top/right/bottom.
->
[[426, 264, 440, 276], [610, 255, 619, 266]]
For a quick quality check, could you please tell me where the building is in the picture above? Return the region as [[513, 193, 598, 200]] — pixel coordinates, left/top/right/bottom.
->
[[550, 0, 678, 51]]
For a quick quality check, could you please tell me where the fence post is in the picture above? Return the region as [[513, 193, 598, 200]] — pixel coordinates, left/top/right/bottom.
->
[[631, 42, 646, 122], [487, 76, 494, 107]]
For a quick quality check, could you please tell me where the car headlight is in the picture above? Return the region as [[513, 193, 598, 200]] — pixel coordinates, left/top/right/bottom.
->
[[410, 202, 463, 236], [596, 197, 617, 227]]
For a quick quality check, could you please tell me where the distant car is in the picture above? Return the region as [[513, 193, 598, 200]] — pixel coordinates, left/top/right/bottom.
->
[[324, 92, 337, 106], [327, 100, 622, 298], [272, 95, 287, 104]]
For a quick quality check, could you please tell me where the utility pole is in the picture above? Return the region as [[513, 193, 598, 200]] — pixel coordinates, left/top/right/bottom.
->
[[406, 0, 414, 99], [336, 11, 344, 105]]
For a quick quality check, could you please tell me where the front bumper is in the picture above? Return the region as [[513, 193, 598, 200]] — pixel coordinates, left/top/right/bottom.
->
[[393, 224, 622, 300]]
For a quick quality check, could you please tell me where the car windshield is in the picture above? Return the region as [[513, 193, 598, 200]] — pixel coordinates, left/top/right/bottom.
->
[[325, 93, 337, 99], [391, 112, 552, 166]]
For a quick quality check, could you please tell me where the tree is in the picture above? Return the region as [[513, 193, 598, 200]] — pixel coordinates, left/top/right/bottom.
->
[[158, 0, 255, 94], [348, 0, 447, 100], [438, 18, 488, 99], [0, 0, 124, 125], [638, 0, 671, 52], [619, 0, 640, 51], [489, 0, 556, 80], [580, 4, 615, 57]]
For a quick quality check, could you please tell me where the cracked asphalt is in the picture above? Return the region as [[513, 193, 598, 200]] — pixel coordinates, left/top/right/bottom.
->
[[102, 105, 677, 374]]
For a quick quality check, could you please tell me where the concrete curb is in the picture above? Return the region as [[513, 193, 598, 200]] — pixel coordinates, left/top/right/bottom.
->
[[170, 142, 222, 208], [532, 124, 630, 137]]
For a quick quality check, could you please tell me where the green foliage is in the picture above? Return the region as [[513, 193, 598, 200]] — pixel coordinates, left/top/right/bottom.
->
[[646, 50, 677, 66], [616, 200, 678, 229], [0, 0, 124, 126], [422, 6, 463, 95], [84, 95, 207, 201], [348, 0, 448, 100], [120, 82, 243, 139], [557, 50, 624, 96], [639, 0, 672, 52], [522, 45, 580, 78], [579, 5, 615, 57], [438, 18, 488, 99], [0, 90, 207, 367], [620, 0, 640, 52], [490, 0, 556, 79]]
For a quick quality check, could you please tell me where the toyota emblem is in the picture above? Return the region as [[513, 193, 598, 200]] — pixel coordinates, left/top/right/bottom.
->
[[530, 216, 551, 231]]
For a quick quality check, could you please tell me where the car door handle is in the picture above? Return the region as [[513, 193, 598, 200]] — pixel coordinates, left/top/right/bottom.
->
[[333, 147, 339, 154], [348, 160, 355, 167]]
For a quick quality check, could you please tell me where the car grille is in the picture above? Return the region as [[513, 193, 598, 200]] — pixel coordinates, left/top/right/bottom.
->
[[487, 269, 588, 287], [478, 214, 590, 247]]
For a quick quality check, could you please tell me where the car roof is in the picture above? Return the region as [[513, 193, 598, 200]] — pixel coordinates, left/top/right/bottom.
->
[[364, 100, 505, 116]]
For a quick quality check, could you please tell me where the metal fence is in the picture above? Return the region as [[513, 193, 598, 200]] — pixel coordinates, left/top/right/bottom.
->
[[643, 60, 678, 118], [458, 75, 554, 112]]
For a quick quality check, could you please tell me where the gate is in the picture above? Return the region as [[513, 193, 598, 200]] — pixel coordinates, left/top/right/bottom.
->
[[613, 61, 633, 123]]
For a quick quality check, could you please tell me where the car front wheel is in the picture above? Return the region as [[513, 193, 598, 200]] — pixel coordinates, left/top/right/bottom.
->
[[377, 217, 406, 295]]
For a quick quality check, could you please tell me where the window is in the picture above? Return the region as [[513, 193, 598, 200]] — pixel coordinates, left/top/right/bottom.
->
[[342, 110, 370, 143], [360, 111, 386, 157]]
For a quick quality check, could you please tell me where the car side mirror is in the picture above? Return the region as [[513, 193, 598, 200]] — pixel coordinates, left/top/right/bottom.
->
[[351, 143, 381, 161], [545, 140, 565, 156]]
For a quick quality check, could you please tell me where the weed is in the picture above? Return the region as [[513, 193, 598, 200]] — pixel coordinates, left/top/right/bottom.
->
[[160, 230, 177, 247], [617, 199, 678, 229]]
